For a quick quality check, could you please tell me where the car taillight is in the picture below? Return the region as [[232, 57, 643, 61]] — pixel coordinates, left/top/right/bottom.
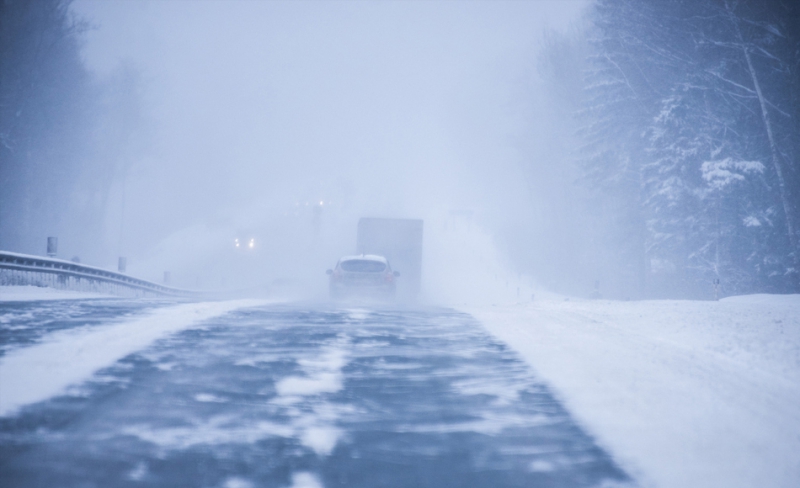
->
[[385, 273, 394, 282]]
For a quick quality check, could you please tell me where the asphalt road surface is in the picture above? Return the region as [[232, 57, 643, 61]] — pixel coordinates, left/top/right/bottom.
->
[[1, 300, 633, 487]]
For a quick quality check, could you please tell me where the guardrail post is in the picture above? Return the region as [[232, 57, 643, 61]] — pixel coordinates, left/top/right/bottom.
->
[[118, 257, 127, 273]]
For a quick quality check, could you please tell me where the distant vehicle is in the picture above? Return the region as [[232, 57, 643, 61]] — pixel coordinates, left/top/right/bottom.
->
[[327, 254, 399, 300], [233, 237, 256, 250]]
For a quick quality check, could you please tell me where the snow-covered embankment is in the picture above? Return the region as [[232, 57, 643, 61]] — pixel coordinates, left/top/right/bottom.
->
[[469, 294, 800, 488]]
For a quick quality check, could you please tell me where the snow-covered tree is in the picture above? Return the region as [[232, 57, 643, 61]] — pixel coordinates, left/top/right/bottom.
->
[[572, 0, 800, 296]]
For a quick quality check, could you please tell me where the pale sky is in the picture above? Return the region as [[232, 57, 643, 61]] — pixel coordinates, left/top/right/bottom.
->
[[71, 0, 589, 284]]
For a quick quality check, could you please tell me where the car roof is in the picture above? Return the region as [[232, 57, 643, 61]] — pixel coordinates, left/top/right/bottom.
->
[[339, 254, 388, 263]]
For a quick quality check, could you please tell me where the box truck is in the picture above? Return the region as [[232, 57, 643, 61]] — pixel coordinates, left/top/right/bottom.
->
[[356, 218, 423, 300]]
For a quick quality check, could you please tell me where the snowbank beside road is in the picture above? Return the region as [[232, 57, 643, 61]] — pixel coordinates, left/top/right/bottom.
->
[[469, 294, 800, 488], [0, 299, 268, 417], [0, 285, 112, 301]]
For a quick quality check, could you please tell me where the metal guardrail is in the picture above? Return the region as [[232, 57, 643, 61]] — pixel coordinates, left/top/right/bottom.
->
[[0, 250, 198, 298]]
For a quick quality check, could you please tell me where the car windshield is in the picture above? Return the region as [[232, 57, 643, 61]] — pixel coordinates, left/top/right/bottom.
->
[[340, 260, 386, 273]]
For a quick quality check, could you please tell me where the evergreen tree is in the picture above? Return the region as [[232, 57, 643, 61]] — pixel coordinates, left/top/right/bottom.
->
[[574, 0, 800, 296]]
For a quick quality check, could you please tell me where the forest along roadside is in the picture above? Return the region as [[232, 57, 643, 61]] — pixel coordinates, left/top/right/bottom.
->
[[0, 303, 633, 488], [467, 294, 800, 488]]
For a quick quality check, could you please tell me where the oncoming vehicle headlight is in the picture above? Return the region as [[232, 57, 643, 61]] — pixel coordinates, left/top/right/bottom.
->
[[234, 237, 255, 250]]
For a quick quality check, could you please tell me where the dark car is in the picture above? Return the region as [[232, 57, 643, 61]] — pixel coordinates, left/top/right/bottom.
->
[[327, 254, 399, 300]]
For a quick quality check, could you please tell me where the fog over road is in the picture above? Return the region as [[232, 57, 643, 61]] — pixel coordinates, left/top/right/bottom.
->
[[1, 300, 630, 488]]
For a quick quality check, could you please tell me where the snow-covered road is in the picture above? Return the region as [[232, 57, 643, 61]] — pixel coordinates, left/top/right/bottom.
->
[[0, 298, 267, 416], [4, 290, 795, 488], [0, 298, 630, 488]]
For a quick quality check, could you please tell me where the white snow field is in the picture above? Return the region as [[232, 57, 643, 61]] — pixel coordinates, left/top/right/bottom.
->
[[0, 299, 268, 417], [469, 294, 800, 488]]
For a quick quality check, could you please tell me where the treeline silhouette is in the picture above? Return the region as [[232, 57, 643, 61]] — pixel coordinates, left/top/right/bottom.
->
[[0, 0, 144, 263]]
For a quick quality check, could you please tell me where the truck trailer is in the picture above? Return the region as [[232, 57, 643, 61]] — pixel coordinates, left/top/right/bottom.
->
[[356, 218, 423, 300]]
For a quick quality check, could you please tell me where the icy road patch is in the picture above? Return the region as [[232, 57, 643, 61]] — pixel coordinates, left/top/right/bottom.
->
[[0, 299, 267, 416]]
